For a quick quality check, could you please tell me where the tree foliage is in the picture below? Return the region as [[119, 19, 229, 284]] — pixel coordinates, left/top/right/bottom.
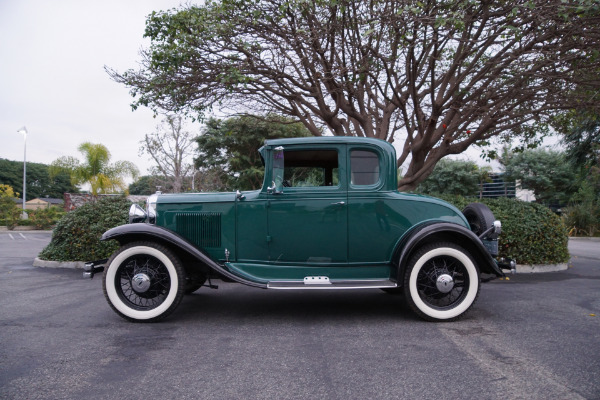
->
[[0, 159, 76, 199], [140, 115, 196, 193], [50, 143, 139, 196], [109, 0, 600, 190], [0, 184, 20, 229], [417, 159, 490, 196], [554, 111, 600, 169], [0, 184, 18, 199], [129, 175, 162, 195], [501, 148, 577, 205], [553, 110, 600, 235], [195, 115, 312, 191]]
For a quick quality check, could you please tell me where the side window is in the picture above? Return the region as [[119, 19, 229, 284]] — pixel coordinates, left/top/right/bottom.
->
[[283, 149, 339, 187], [351, 150, 380, 186]]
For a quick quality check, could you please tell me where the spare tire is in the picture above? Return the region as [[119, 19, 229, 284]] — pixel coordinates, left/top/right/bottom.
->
[[462, 203, 497, 239]]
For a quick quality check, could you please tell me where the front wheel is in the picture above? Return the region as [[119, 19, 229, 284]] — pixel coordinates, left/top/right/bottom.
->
[[102, 241, 186, 322], [403, 243, 480, 322]]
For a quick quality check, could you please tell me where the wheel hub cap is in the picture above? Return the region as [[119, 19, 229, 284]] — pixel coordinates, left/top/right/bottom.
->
[[132, 273, 151, 293], [436, 274, 454, 293]]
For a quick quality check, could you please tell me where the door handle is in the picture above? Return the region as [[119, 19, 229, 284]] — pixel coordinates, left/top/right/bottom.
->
[[331, 201, 346, 206]]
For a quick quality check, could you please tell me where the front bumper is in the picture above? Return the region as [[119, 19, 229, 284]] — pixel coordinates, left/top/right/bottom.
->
[[83, 259, 108, 279]]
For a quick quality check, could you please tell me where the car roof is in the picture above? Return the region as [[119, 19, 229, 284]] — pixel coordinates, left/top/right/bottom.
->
[[260, 136, 398, 189], [264, 136, 393, 148]]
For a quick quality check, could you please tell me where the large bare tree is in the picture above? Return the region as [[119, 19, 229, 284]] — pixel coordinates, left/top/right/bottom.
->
[[109, 0, 600, 190], [140, 115, 196, 193]]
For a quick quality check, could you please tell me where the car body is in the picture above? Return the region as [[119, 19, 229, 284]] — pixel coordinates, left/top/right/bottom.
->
[[89, 137, 507, 322]]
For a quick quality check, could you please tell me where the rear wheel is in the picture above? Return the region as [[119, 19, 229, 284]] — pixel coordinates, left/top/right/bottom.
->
[[102, 241, 185, 322], [403, 243, 480, 322]]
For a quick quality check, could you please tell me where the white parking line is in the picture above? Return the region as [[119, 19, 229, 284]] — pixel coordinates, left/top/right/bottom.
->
[[20, 233, 27, 240], [8, 233, 14, 240]]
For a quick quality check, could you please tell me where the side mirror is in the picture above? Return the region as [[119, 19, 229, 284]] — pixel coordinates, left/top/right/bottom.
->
[[268, 146, 284, 194]]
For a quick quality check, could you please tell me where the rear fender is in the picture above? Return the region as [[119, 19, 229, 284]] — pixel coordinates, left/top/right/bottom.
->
[[393, 222, 504, 284]]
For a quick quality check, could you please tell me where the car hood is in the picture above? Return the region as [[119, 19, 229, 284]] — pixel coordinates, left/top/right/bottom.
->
[[156, 192, 237, 204]]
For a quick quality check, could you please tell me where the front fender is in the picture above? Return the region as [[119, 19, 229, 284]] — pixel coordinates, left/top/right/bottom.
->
[[101, 224, 267, 288], [395, 222, 504, 282]]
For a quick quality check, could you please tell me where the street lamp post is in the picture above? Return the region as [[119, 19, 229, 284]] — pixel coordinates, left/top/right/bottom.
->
[[17, 126, 28, 219], [191, 169, 197, 191]]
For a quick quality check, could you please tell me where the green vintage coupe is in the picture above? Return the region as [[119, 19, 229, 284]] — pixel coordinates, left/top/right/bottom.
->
[[85, 137, 512, 322]]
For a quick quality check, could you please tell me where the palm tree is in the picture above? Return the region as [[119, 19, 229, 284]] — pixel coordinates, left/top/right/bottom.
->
[[50, 142, 139, 195]]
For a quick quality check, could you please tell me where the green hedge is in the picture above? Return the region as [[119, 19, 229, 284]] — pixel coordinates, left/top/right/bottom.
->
[[431, 194, 570, 265], [38, 196, 130, 262]]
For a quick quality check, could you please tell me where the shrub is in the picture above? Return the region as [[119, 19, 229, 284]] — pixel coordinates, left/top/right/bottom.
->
[[38, 196, 130, 261], [28, 207, 65, 230], [431, 194, 570, 265], [0, 197, 21, 229], [563, 202, 599, 236], [562, 180, 600, 237]]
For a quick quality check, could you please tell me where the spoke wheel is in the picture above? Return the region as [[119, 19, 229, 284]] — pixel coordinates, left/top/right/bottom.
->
[[404, 243, 480, 322], [115, 254, 171, 310], [103, 242, 185, 322]]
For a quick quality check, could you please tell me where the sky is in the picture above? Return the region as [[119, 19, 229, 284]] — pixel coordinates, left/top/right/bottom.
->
[[0, 0, 188, 178], [0, 0, 563, 186]]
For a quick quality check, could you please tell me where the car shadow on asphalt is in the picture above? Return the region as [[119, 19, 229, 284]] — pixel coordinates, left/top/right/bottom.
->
[[174, 282, 420, 324]]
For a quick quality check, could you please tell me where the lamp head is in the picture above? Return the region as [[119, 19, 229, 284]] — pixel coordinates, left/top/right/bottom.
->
[[17, 126, 28, 137]]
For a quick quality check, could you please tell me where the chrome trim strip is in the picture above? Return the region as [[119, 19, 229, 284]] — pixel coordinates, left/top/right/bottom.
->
[[268, 279, 397, 290]]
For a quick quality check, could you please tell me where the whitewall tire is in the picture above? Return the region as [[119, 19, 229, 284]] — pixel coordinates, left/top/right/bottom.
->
[[102, 242, 185, 322], [403, 243, 480, 322]]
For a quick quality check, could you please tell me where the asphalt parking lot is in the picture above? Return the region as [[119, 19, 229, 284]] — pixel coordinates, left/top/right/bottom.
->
[[0, 232, 599, 400]]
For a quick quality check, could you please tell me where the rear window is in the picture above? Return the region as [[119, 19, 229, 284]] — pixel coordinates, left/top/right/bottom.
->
[[350, 150, 380, 185]]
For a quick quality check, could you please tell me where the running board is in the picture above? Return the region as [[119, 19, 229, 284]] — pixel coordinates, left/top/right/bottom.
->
[[267, 278, 397, 290]]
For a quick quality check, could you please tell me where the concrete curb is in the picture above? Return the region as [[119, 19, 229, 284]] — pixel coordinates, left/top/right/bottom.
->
[[0, 226, 51, 231], [0, 230, 52, 234], [33, 257, 86, 269], [569, 237, 600, 242], [514, 263, 569, 274]]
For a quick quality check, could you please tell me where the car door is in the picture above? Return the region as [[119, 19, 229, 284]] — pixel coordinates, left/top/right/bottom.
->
[[266, 145, 348, 265], [347, 146, 390, 264]]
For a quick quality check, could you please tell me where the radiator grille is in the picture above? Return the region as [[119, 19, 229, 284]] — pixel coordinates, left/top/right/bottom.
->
[[175, 212, 222, 248]]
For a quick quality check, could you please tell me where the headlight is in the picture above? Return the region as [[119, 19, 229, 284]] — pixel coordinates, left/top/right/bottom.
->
[[128, 204, 147, 224], [146, 193, 159, 224]]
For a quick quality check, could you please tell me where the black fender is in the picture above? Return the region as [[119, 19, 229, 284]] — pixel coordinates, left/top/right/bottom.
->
[[101, 224, 267, 288], [394, 222, 504, 284]]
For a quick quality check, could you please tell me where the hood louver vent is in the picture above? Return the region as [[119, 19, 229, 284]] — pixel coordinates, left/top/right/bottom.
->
[[175, 212, 222, 248]]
